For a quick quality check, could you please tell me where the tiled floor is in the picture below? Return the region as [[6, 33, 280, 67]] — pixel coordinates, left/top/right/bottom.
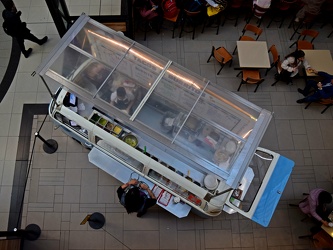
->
[[1, 0, 333, 249]]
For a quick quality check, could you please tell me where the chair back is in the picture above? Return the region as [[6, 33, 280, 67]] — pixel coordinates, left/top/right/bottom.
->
[[229, 0, 244, 8], [184, 9, 202, 17], [268, 45, 279, 63], [213, 46, 232, 63], [253, 4, 270, 19], [212, 46, 224, 63], [279, 0, 297, 9], [300, 29, 319, 42], [242, 24, 263, 40]]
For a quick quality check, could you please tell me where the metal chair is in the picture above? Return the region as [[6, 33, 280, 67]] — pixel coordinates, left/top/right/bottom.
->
[[246, 3, 270, 27], [162, 7, 181, 38], [304, 98, 333, 114], [232, 24, 263, 54], [201, 7, 224, 35], [221, 0, 252, 27], [207, 46, 233, 74], [237, 69, 264, 92], [289, 29, 319, 50], [289, 12, 318, 40], [265, 45, 280, 76], [267, 0, 298, 28], [179, 9, 203, 40]]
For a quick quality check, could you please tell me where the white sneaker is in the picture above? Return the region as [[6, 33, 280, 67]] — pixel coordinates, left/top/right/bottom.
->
[[294, 17, 300, 22]]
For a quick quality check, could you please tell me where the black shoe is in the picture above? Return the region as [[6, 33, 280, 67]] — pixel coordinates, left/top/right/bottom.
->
[[296, 99, 305, 103], [39, 36, 48, 45], [23, 48, 32, 58], [297, 88, 305, 96]]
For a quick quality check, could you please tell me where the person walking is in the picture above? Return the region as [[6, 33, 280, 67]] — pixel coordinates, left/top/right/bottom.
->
[[2, 0, 48, 58]]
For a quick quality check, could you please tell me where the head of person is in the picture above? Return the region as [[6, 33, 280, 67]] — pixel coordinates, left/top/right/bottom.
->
[[294, 50, 305, 61], [134, 0, 151, 9], [318, 191, 332, 208], [3, 0, 16, 12], [116, 87, 127, 100], [124, 187, 144, 213]]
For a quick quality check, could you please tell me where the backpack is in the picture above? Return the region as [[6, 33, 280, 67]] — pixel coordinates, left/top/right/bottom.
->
[[163, 0, 178, 19]]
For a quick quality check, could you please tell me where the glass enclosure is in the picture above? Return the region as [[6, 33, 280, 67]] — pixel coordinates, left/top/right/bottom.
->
[[36, 14, 272, 189]]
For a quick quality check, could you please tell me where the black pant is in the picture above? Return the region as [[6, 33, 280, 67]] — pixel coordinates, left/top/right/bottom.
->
[[15, 31, 41, 54]]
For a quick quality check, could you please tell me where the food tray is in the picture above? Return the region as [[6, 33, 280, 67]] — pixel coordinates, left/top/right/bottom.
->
[[113, 125, 122, 136], [89, 113, 100, 123], [104, 122, 114, 132]]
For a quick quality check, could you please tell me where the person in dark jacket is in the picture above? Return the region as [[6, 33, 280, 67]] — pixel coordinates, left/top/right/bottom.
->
[[2, 0, 48, 58], [117, 179, 156, 217], [297, 71, 333, 103]]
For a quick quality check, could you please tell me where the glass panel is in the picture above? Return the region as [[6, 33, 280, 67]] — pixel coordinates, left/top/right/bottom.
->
[[204, 86, 260, 138], [71, 22, 131, 64], [229, 150, 273, 212], [96, 43, 168, 114], [135, 63, 207, 140]]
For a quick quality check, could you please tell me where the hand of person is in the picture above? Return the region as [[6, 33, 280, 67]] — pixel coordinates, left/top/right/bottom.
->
[[140, 183, 149, 190], [128, 179, 138, 185], [322, 220, 329, 227]]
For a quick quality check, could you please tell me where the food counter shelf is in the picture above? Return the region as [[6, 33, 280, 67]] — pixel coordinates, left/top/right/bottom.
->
[[88, 147, 191, 218]]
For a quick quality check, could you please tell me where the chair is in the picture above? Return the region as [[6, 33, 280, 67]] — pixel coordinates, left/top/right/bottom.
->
[[245, 3, 270, 27], [289, 29, 319, 50], [221, 0, 252, 27], [270, 57, 296, 86], [232, 24, 263, 54], [162, 7, 181, 38], [265, 45, 280, 76], [236, 69, 264, 92], [179, 9, 203, 40], [207, 46, 233, 74], [133, 8, 160, 41], [267, 0, 298, 28], [304, 98, 333, 114], [201, 7, 224, 35], [328, 29, 333, 38], [289, 12, 318, 40]]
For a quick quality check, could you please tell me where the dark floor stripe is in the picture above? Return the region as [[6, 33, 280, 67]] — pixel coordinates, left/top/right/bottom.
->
[[0, 38, 21, 103], [7, 104, 48, 231]]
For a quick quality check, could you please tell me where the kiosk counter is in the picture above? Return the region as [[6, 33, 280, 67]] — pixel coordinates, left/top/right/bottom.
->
[[34, 14, 294, 226]]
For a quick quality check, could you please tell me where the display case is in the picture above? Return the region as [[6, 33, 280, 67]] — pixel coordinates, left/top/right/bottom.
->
[[35, 14, 294, 226]]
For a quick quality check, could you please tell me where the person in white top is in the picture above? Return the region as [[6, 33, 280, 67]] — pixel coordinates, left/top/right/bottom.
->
[[281, 50, 313, 85]]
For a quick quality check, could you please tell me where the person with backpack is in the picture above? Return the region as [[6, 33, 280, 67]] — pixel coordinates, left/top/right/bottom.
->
[[117, 179, 157, 217], [2, 0, 48, 58]]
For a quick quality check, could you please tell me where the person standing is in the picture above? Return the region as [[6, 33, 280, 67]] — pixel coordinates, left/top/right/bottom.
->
[[2, 0, 48, 58], [295, 0, 326, 22], [117, 179, 156, 217]]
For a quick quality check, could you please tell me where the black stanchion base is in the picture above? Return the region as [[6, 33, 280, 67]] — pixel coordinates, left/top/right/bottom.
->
[[24, 224, 41, 241], [43, 139, 58, 154], [88, 212, 105, 229]]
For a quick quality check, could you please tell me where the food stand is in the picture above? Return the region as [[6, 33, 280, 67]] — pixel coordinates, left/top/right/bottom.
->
[[34, 14, 294, 227]]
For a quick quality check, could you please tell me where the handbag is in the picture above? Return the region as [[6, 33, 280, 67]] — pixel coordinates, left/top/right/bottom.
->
[[207, 0, 227, 16]]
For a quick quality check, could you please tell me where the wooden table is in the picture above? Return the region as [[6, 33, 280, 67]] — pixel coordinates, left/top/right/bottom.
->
[[236, 41, 270, 69], [303, 50, 333, 76]]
